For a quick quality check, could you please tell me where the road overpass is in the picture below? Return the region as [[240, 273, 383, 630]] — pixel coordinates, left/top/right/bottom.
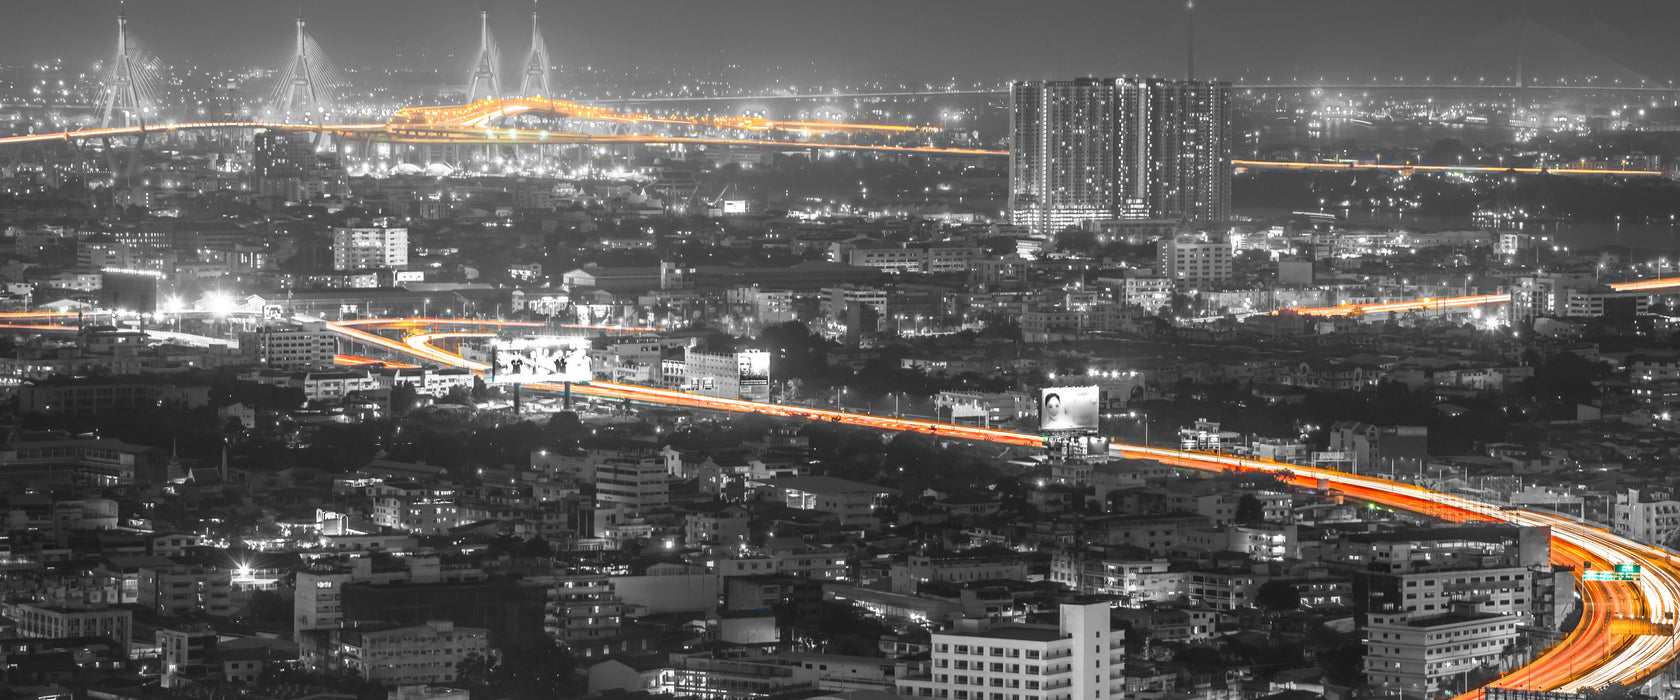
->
[[1277, 277, 1680, 318], [3, 96, 1671, 176], [0, 309, 1667, 694], [311, 314, 1680, 698]]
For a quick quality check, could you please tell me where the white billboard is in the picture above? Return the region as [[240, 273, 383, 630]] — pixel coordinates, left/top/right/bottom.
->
[[738, 350, 770, 381], [1039, 385, 1099, 432], [489, 337, 592, 384]]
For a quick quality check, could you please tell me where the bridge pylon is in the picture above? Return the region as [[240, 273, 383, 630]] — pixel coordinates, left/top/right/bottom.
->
[[519, 1, 553, 98], [466, 10, 502, 102], [275, 16, 326, 121], [100, 3, 147, 129]]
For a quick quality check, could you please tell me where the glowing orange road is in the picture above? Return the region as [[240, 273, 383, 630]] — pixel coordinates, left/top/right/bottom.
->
[[335, 354, 419, 369], [0, 121, 387, 146], [394, 96, 932, 134], [0, 94, 935, 148], [0, 122, 998, 157], [331, 315, 1680, 697], [1234, 159, 1665, 177], [1607, 278, 1680, 293], [335, 317, 546, 329], [1283, 293, 1514, 317], [364, 123, 1005, 155], [1282, 278, 1680, 318]]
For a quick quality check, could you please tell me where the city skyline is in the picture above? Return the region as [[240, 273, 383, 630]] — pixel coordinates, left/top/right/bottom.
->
[[1, 1, 1677, 86], [3, 1, 1680, 699]]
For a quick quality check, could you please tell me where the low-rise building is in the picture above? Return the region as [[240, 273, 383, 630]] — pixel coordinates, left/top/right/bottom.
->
[[895, 600, 1124, 700], [339, 620, 487, 686], [1365, 604, 1519, 698]]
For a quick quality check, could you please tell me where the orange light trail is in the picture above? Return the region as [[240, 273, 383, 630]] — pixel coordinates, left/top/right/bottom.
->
[[334, 354, 419, 369], [327, 314, 1680, 696], [1280, 278, 1680, 318], [1234, 159, 1664, 177], [393, 96, 933, 134]]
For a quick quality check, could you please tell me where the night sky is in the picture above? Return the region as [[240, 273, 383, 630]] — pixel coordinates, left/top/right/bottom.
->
[[2, 0, 1677, 86]]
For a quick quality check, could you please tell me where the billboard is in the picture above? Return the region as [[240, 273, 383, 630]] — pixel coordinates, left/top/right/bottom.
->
[[1039, 385, 1099, 432], [489, 337, 592, 384], [738, 350, 770, 381]]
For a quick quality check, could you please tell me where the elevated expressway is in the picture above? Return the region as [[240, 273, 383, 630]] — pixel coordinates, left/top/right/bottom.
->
[[0, 97, 1672, 172], [323, 315, 1680, 698], [0, 96, 988, 158], [1278, 278, 1680, 318]]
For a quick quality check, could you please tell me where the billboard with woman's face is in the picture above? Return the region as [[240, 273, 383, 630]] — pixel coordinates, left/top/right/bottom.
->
[[1039, 385, 1099, 431]]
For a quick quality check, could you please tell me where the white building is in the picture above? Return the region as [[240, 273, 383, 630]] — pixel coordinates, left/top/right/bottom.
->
[[3, 602, 132, 652], [896, 601, 1123, 700], [1157, 233, 1232, 287], [1365, 605, 1519, 699], [681, 348, 771, 402], [595, 458, 670, 512], [339, 620, 488, 687], [1614, 488, 1680, 545], [241, 323, 339, 369], [378, 367, 475, 398], [1119, 274, 1173, 310], [241, 369, 380, 402], [332, 226, 409, 271]]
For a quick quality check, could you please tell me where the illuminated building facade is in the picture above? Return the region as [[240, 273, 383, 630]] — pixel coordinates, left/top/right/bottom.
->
[[1010, 77, 1230, 235], [332, 226, 409, 271]]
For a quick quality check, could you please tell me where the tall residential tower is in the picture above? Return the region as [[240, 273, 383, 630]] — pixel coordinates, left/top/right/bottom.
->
[[1009, 77, 1230, 235]]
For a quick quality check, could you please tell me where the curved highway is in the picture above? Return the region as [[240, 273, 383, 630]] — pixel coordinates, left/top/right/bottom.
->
[[1280, 277, 1680, 318], [326, 315, 1680, 698]]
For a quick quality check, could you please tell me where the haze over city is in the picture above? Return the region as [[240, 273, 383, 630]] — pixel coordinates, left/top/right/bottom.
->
[[1, 1, 1678, 83], [0, 4, 1679, 700]]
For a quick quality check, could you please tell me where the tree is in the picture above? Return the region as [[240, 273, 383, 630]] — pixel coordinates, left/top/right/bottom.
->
[[441, 385, 473, 406], [546, 410, 584, 440], [1424, 138, 1471, 167], [461, 639, 580, 700], [1235, 494, 1265, 524], [390, 383, 422, 416], [1255, 580, 1301, 612]]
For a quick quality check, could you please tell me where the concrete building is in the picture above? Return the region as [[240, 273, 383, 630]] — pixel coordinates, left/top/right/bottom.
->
[[595, 458, 671, 512], [1157, 233, 1232, 287], [1009, 77, 1231, 235], [241, 369, 379, 402], [535, 573, 624, 656], [0, 437, 169, 488], [2, 602, 132, 652], [890, 550, 1030, 594], [1365, 603, 1519, 699], [680, 348, 771, 402], [332, 226, 409, 271], [371, 481, 461, 535], [138, 564, 233, 618], [1614, 488, 1680, 545], [764, 476, 898, 528], [1364, 565, 1535, 625], [896, 600, 1124, 700], [240, 323, 339, 369], [339, 620, 488, 687]]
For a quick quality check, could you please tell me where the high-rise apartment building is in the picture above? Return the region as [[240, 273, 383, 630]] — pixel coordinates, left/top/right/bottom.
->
[[332, 226, 409, 271], [1010, 77, 1230, 235], [253, 130, 316, 178]]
